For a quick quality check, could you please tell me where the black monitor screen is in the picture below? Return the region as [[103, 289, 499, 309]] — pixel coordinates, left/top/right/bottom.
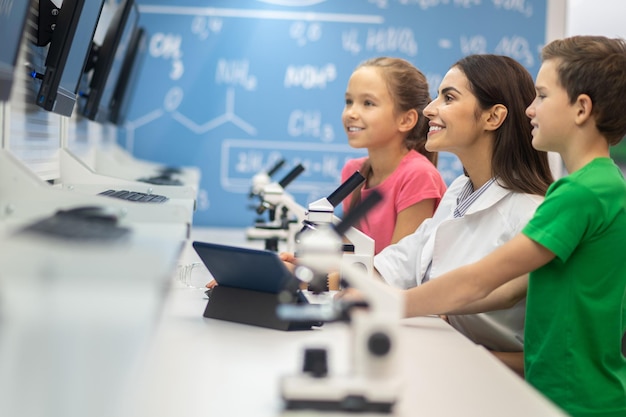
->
[[81, 0, 138, 123], [36, 0, 104, 116], [109, 26, 147, 126], [0, 0, 30, 101]]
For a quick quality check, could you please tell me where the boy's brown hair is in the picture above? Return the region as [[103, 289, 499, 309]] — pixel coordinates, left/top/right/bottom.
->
[[542, 36, 626, 146]]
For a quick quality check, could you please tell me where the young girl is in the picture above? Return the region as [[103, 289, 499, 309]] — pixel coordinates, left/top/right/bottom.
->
[[340, 57, 446, 254], [373, 54, 554, 375], [401, 36, 626, 416]]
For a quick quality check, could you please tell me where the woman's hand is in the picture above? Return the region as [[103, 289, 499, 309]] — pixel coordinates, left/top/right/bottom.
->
[[334, 287, 365, 302]]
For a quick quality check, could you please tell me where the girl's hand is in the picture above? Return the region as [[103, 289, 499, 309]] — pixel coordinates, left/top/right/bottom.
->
[[279, 252, 297, 273]]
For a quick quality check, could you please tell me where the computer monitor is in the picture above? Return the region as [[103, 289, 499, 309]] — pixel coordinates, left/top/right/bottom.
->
[[81, 0, 138, 123], [35, 0, 105, 116], [0, 0, 30, 101], [108, 26, 147, 126]]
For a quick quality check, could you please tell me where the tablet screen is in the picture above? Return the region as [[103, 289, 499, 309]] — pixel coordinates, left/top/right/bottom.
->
[[192, 241, 295, 294]]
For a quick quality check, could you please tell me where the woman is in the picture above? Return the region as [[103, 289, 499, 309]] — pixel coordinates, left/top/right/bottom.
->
[[373, 54, 554, 374]]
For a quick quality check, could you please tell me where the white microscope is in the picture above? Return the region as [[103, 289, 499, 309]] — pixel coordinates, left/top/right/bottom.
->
[[277, 191, 403, 413], [247, 158, 286, 201], [246, 163, 305, 251], [294, 170, 376, 283], [249, 168, 376, 282]]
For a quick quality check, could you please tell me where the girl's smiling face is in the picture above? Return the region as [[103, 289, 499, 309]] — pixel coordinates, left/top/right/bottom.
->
[[342, 66, 407, 151]]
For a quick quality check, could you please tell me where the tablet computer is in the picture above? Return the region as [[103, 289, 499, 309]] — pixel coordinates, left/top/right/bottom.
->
[[192, 241, 320, 331], [192, 241, 296, 294]]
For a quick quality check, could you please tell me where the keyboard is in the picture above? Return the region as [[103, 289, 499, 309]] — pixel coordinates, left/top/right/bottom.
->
[[18, 212, 131, 242], [137, 175, 183, 186], [98, 189, 169, 203], [158, 166, 182, 175]]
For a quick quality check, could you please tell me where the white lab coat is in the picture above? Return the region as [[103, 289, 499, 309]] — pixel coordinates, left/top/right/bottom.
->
[[374, 175, 544, 351]]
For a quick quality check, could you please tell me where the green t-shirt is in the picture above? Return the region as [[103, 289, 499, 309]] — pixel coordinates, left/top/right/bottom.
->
[[522, 158, 626, 417]]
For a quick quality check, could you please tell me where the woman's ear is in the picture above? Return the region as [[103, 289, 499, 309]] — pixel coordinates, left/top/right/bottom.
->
[[484, 104, 508, 131], [398, 109, 418, 133]]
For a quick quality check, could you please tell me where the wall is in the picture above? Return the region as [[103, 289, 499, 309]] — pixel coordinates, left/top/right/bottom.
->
[[566, 0, 626, 38], [565, 0, 626, 168], [121, 0, 549, 227]]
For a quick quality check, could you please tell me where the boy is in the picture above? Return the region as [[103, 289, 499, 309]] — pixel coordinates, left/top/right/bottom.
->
[[402, 35, 626, 417]]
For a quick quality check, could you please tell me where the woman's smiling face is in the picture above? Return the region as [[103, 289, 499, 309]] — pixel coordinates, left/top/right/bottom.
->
[[422, 66, 486, 155]]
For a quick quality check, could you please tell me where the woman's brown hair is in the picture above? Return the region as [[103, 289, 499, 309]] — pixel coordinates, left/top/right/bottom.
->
[[454, 54, 553, 195]]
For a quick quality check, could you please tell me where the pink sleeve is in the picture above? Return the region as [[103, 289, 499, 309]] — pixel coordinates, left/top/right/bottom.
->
[[393, 159, 447, 213]]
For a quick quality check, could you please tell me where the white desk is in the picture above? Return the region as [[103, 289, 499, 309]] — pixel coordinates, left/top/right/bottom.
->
[[120, 228, 567, 417], [0, 150, 191, 241], [0, 230, 183, 417], [94, 144, 201, 192], [58, 149, 197, 223]]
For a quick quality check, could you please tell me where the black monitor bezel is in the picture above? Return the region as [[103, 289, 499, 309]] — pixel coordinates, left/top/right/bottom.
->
[[35, 0, 104, 116], [108, 26, 147, 125], [82, 0, 138, 122]]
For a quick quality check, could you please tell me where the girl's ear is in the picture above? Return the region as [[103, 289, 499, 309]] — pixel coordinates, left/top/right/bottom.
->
[[484, 104, 508, 131], [398, 108, 418, 133], [398, 109, 419, 132]]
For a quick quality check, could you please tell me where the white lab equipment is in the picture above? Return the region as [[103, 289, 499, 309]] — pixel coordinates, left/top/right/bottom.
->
[[278, 191, 403, 413]]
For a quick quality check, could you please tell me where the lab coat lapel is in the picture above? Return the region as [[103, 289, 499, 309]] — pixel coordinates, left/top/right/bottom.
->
[[425, 181, 510, 279], [462, 180, 509, 215]]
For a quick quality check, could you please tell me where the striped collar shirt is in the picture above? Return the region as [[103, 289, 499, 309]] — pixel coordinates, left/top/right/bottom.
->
[[453, 177, 496, 218]]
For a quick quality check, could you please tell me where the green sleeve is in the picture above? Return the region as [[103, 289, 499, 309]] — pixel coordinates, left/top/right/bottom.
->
[[522, 179, 600, 262]]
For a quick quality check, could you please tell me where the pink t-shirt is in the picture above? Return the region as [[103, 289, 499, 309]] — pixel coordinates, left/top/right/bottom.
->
[[341, 150, 446, 254]]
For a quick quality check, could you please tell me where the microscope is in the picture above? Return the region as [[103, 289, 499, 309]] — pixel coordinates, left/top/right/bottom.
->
[[248, 158, 286, 201], [295, 170, 376, 281], [247, 164, 375, 267], [246, 163, 306, 251], [277, 191, 403, 413]]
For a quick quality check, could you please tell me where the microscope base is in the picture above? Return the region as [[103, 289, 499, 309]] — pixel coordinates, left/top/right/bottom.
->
[[281, 374, 399, 413]]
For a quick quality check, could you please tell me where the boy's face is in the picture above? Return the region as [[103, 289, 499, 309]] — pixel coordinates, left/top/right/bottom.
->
[[526, 59, 576, 153]]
